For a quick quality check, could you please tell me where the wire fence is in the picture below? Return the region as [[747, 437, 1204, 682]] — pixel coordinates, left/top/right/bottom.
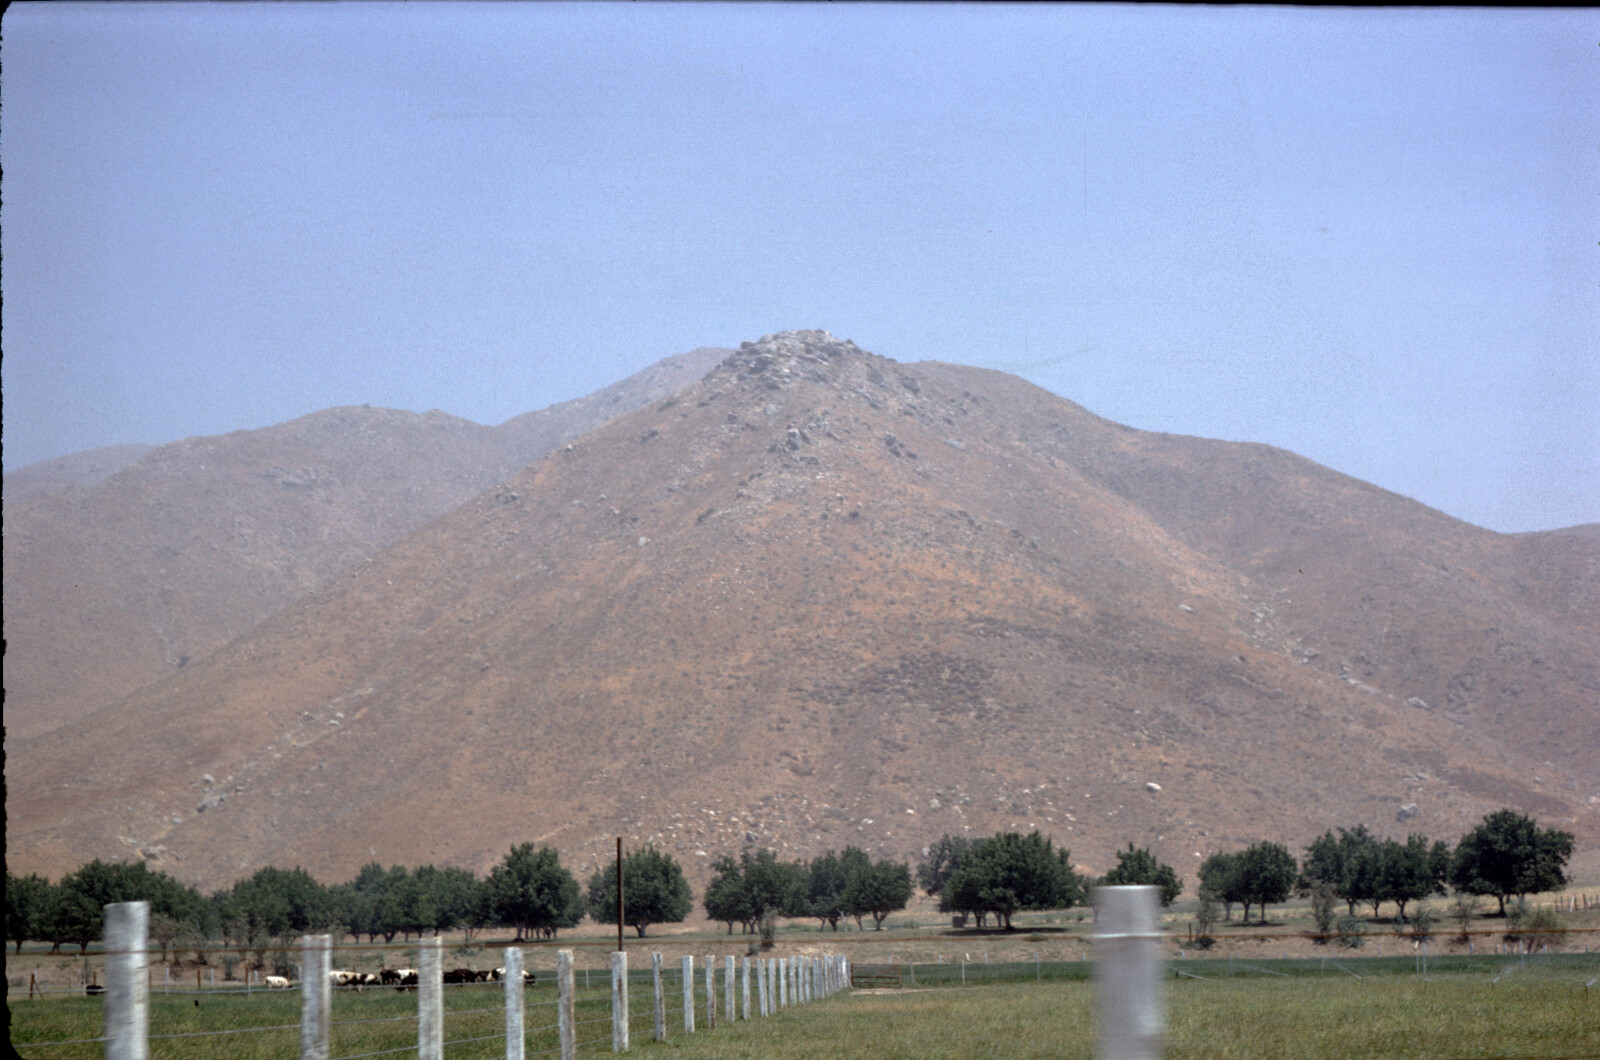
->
[[9, 902, 852, 1060], [10, 900, 1597, 1059]]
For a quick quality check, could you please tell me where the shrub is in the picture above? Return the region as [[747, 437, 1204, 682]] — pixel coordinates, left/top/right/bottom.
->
[[1310, 885, 1338, 944], [1449, 892, 1478, 943], [1406, 901, 1437, 943], [1518, 906, 1566, 951], [1335, 915, 1367, 949]]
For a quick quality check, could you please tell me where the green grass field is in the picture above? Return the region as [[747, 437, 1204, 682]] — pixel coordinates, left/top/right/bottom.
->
[[11, 954, 1598, 1060]]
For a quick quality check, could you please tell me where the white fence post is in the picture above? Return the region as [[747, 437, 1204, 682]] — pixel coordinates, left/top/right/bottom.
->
[[724, 956, 736, 1022], [418, 937, 443, 1060], [610, 950, 629, 1052], [504, 946, 525, 1060], [651, 953, 665, 1042], [741, 956, 751, 1019], [105, 901, 150, 1060], [557, 949, 576, 1060], [757, 958, 769, 1016], [1094, 885, 1164, 1060], [779, 956, 788, 1009], [300, 934, 331, 1060], [681, 955, 695, 1033], [704, 953, 716, 1028]]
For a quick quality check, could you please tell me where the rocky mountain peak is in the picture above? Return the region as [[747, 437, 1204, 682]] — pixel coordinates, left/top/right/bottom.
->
[[706, 329, 872, 389]]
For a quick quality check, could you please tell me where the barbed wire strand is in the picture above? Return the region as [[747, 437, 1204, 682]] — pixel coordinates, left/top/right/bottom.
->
[[328, 1013, 418, 1028], [328, 1044, 419, 1060], [147, 1022, 299, 1040]]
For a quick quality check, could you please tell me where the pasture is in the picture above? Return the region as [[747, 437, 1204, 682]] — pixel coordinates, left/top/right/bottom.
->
[[10, 952, 1597, 1060]]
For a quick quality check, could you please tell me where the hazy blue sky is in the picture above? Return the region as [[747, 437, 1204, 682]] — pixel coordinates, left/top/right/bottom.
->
[[3, 3, 1595, 532]]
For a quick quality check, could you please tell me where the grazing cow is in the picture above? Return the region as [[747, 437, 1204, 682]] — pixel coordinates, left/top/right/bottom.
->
[[382, 968, 419, 990], [329, 970, 361, 987], [492, 967, 536, 984], [266, 975, 290, 989], [442, 968, 480, 985]]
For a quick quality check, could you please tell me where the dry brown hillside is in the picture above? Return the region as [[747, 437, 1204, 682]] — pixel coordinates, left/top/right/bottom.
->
[[2, 443, 157, 505], [6, 331, 1594, 892], [1, 347, 729, 739]]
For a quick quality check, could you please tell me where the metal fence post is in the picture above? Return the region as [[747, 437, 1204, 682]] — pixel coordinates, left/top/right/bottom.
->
[[418, 937, 443, 1060], [300, 934, 331, 1060], [651, 953, 665, 1042], [504, 946, 525, 1060], [105, 901, 149, 1060], [557, 949, 576, 1060], [725, 956, 735, 1022], [681, 955, 695, 1033], [1094, 885, 1164, 1060], [610, 950, 629, 1052]]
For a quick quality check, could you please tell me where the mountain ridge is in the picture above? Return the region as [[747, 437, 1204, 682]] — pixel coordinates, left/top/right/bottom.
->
[[2, 347, 731, 739], [6, 331, 1594, 890]]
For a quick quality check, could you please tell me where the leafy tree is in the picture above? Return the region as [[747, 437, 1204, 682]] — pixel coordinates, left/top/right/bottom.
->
[[1450, 810, 1575, 916], [372, 866, 413, 941], [1097, 844, 1183, 906], [587, 846, 693, 938], [1309, 883, 1338, 943], [430, 865, 482, 939], [1375, 835, 1448, 920], [1236, 842, 1296, 923], [37, 860, 212, 954], [944, 831, 1083, 930], [330, 863, 396, 942], [842, 857, 913, 930], [6, 871, 50, 953], [226, 866, 332, 946], [803, 851, 851, 931], [484, 845, 582, 941], [749, 848, 810, 921], [1193, 893, 1219, 946], [1197, 852, 1243, 921], [704, 855, 757, 934], [36, 878, 101, 954], [1300, 825, 1379, 916], [917, 835, 975, 903]]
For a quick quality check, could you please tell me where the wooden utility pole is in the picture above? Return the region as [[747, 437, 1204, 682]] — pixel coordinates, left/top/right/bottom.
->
[[615, 837, 624, 953]]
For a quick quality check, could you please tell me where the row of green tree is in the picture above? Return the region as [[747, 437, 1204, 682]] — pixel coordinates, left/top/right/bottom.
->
[[912, 810, 1574, 931], [1191, 810, 1575, 926], [702, 847, 913, 933], [5, 844, 666, 955], [3, 841, 896, 953], [6, 810, 1573, 954]]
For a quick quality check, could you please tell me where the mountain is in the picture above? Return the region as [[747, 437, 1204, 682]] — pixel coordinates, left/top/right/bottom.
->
[[1, 443, 158, 504], [6, 331, 1594, 891], [1, 347, 730, 739]]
